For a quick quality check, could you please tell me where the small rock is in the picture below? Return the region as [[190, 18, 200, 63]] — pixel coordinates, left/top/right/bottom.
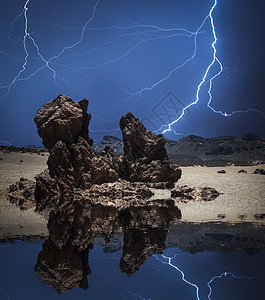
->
[[253, 168, 265, 175], [254, 214, 265, 220], [238, 169, 247, 174], [217, 170, 226, 174], [217, 214, 226, 219]]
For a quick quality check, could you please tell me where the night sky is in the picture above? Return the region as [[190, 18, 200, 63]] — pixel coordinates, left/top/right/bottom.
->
[[0, 0, 264, 147]]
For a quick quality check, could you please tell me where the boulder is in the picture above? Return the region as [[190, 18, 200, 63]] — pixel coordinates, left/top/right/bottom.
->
[[254, 168, 265, 175]]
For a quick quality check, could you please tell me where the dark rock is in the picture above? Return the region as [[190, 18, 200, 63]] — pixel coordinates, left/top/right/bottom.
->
[[238, 169, 247, 174], [34, 94, 93, 150], [254, 214, 265, 220], [119, 112, 181, 185], [8, 96, 182, 213], [254, 168, 265, 175], [171, 184, 220, 202], [33, 96, 120, 212], [217, 170, 226, 174], [120, 112, 168, 162]]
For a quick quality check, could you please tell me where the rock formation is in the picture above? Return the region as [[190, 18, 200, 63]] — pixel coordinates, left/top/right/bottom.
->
[[119, 112, 181, 186], [6, 94, 224, 214], [33, 95, 121, 212], [12, 94, 182, 213]]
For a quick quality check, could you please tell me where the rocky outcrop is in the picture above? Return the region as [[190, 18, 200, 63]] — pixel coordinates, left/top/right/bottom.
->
[[33, 95, 120, 212], [119, 113, 181, 186], [171, 185, 220, 203], [25, 95, 183, 213]]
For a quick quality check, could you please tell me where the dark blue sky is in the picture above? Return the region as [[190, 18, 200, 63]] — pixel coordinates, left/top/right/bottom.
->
[[0, 0, 264, 146]]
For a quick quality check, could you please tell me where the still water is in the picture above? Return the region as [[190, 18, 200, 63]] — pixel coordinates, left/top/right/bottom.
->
[[0, 203, 265, 300]]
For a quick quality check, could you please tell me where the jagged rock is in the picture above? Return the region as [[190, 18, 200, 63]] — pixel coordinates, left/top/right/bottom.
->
[[8, 178, 36, 209], [33, 95, 119, 212], [8, 95, 183, 213], [34, 94, 93, 150], [171, 184, 220, 202], [119, 113, 181, 186], [254, 168, 265, 175], [120, 112, 168, 162]]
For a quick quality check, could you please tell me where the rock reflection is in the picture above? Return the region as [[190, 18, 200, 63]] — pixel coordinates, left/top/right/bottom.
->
[[35, 200, 181, 293]]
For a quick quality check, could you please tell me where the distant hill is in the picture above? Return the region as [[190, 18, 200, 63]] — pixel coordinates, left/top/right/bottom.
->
[[93, 133, 265, 166], [93, 135, 123, 155]]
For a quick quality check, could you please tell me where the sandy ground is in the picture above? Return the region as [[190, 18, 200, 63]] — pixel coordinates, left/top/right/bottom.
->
[[0, 152, 49, 239], [175, 166, 265, 224], [0, 152, 264, 239]]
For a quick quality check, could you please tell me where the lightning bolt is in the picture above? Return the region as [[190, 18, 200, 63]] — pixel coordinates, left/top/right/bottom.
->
[[120, 0, 264, 135], [0, 0, 100, 102], [0, 286, 11, 300], [154, 253, 264, 300], [1, 0, 263, 138], [0, 141, 12, 146], [154, 254, 200, 299], [123, 288, 151, 300], [207, 271, 264, 300]]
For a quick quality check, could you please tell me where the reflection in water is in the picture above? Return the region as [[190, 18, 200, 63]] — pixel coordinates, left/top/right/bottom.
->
[[35, 201, 181, 294], [17, 198, 264, 297]]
